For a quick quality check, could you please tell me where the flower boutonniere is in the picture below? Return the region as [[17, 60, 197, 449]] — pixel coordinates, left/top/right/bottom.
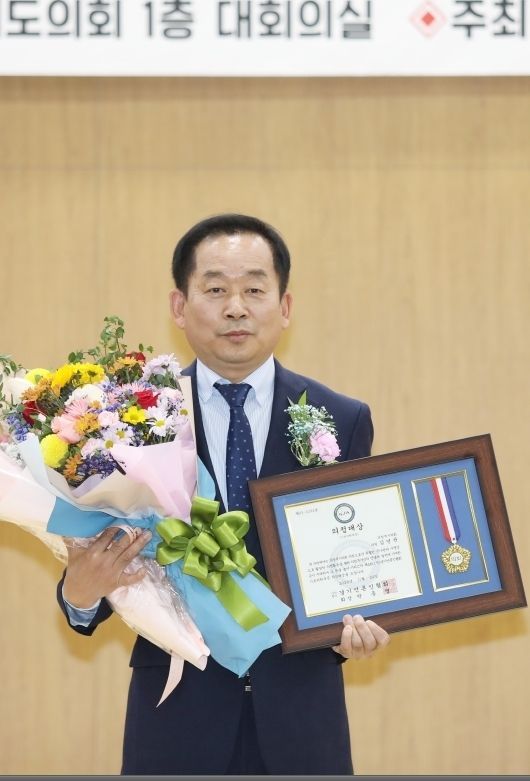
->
[[285, 391, 341, 467]]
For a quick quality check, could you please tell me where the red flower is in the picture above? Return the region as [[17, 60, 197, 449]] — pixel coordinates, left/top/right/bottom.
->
[[126, 351, 146, 364], [22, 401, 40, 425], [134, 390, 159, 409]]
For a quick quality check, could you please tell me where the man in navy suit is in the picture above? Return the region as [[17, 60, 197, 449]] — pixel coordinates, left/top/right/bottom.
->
[[59, 214, 390, 775]]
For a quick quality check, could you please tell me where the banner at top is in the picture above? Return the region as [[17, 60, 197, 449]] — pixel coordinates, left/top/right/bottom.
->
[[0, 0, 528, 76]]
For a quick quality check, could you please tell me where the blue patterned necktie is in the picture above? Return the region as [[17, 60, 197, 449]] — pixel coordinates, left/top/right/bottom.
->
[[214, 382, 257, 513]]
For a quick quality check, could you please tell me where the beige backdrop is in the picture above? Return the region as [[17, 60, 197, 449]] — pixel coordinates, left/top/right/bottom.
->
[[0, 76, 529, 775]]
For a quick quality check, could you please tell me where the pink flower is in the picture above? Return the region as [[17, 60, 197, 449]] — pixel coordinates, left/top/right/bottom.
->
[[64, 397, 90, 418], [51, 398, 91, 444], [98, 410, 120, 428], [81, 438, 104, 457], [309, 429, 340, 463], [51, 414, 83, 444]]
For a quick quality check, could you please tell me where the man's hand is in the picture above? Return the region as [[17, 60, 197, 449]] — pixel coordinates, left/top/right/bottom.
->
[[62, 526, 152, 609], [332, 614, 390, 660]]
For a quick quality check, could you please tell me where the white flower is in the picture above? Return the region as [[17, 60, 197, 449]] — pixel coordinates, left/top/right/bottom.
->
[[170, 411, 189, 430], [0, 441, 24, 466], [158, 387, 184, 406], [142, 354, 181, 382], [68, 384, 105, 404], [2, 376, 32, 404], [100, 423, 134, 447], [146, 406, 171, 437]]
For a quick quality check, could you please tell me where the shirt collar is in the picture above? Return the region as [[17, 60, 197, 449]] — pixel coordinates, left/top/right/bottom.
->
[[196, 355, 275, 406]]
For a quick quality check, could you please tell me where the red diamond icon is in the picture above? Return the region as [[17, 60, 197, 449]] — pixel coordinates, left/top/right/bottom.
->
[[410, 2, 447, 37]]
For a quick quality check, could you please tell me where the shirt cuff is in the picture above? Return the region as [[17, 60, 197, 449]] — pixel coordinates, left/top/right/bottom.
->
[[62, 586, 100, 627]]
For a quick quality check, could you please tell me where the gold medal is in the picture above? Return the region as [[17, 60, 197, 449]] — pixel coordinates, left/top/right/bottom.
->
[[431, 476, 472, 575], [441, 543, 471, 574]]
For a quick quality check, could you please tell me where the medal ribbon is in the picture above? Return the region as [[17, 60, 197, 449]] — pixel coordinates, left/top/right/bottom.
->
[[430, 476, 461, 544]]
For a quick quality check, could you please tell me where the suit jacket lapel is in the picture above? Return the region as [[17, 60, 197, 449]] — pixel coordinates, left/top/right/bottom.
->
[[259, 359, 307, 479]]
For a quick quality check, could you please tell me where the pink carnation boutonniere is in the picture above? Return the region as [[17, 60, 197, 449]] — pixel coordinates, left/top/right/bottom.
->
[[285, 391, 340, 467]]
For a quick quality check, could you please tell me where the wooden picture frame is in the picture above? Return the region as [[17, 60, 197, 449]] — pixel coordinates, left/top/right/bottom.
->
[[249, 435, 526, 653]]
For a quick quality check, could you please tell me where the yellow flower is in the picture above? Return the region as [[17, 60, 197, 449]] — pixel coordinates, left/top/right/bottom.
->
[[122, 405, 146, 425], [50, 362, 105, 394], [63, 453, 83, 483], [111, 356, 139, 373], [25, 368, 51, 385], [75, 413, 100, 435], [50, 364, 77, 393], [40, 434, 69, 468], [21, 377, 51, 402], [78, 363, 105, 386]]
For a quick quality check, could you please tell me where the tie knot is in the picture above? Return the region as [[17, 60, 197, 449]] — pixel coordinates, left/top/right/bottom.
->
[[214, 382, 252, 409]]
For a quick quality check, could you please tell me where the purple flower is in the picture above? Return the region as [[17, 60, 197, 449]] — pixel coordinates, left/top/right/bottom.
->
[[81, 451, 117, 479], [5, 413, 29, 442]]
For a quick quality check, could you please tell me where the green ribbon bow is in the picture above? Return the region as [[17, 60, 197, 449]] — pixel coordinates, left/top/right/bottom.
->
[[155, 496, 268, 631]]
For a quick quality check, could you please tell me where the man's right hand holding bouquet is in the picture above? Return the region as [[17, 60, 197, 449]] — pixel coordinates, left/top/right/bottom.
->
[[63, 525, 152, 609]]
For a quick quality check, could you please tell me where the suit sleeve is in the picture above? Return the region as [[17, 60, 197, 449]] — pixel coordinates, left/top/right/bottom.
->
[[57, 570, 113, 636], [332, 401, 374, 662], [344, 401, 374, 461]]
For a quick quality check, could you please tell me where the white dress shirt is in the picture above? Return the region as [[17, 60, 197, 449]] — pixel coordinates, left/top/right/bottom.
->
[[196, 354, 275, 509]]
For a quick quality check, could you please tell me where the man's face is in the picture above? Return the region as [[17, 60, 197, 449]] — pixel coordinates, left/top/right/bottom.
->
[[170, 232, 292, 382]]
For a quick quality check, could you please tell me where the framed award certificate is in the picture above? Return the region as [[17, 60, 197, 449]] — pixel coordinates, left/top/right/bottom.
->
[[248, 435, 526, 653]]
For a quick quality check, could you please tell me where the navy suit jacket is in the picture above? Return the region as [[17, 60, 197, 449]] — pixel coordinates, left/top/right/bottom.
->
[[57, 360, 373, 775]]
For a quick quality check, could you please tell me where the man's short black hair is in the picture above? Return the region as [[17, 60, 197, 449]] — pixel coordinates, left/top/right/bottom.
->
[[171, 213, 291, 297]]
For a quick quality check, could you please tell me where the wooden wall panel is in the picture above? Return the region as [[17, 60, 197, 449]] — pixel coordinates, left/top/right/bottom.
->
[[0, 75, 528, 775]]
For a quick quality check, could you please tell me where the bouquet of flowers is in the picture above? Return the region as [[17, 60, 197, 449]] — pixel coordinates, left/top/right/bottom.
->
[[0, 317, 289, 703]]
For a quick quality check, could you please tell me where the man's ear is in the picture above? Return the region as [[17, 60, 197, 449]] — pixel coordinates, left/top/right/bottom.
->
[[281, 291, 293, 329], [169, 288, 186, 329]]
